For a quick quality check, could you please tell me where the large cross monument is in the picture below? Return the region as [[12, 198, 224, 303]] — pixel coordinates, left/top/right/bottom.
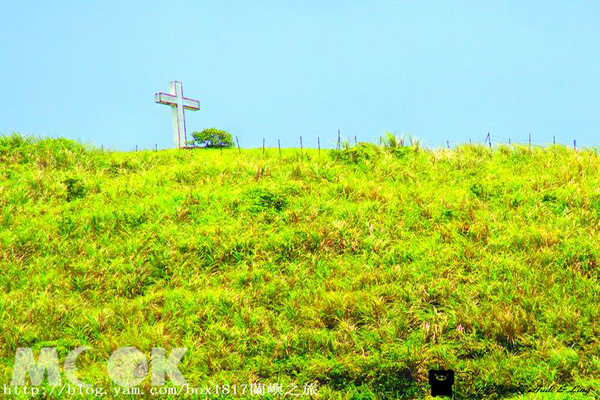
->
[[154, 81, 200, 149]]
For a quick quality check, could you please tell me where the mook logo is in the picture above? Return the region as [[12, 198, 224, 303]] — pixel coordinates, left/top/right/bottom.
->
[[8, 346, 186, 394]]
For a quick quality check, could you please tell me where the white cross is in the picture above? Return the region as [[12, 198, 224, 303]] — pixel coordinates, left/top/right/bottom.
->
[[154, 81, 200, 149]]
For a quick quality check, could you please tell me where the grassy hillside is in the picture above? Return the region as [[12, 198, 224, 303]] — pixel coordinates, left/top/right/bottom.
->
[[0, 134, 598, 399]]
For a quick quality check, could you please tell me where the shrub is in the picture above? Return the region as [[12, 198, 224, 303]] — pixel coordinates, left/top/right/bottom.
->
[[191, 128, 234, 148], [379, 132, 420, 156], [330, 142, 382, 164], [244, 188, 288, 212], [63, 177, 87, 201], [0, 133, 94, 168], [380, 132, 406, 149]]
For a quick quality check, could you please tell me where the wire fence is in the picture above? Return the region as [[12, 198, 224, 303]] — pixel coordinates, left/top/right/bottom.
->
[[117, 131, 599, 154], [438, 132, 600, 154]]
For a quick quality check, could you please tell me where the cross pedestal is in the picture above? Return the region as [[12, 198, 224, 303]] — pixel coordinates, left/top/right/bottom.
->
[[154, 81, 200, 149]]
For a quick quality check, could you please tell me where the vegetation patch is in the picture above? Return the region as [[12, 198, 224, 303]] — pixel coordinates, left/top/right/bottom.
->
[[244, 187, 289, 212], [0, 133, 598, 398]]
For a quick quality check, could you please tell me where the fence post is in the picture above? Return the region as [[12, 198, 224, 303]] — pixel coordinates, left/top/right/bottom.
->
[[509, 138, 511, 145], [300, 136, 303, 150], [354, 135, 357, 145], [236, 136, 241, 154], [529, 133, 531, 149], [337, 129, 341, 150], [574, 140, 577, 152], [135, 145, 138, 152], [447, 140, 450, 149], [318, 137, 320, 158], [262, 138, 265, 156], [278, 139, 281, 157], [469, 139, 471, 145], [155, 144, 157, 151], [553, 135, 556, 145]]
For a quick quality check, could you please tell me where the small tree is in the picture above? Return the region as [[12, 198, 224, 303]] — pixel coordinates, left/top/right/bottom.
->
[[191, 128, 234, 148]]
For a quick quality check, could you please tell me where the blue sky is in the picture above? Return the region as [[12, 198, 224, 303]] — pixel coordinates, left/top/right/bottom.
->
[[1, 1, 599, 150]]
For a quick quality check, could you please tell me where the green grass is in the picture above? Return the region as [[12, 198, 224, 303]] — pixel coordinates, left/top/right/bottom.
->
[[0, 134, 598, 399]]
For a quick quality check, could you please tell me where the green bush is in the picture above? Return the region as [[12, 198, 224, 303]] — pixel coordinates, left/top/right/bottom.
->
[[379, 132, 419, 157], [63, 177, 86, 201], [191, 128, 234, 148], [244, 187, 288, 212], [330, 142, 382, 164], [0, 133, 99, 169]]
